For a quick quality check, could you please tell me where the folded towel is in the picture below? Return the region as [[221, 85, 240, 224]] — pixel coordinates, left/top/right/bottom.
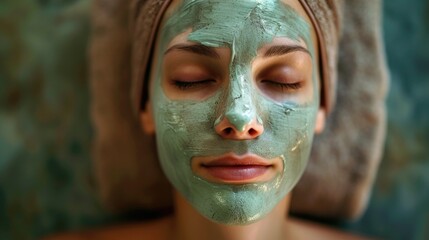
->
[[292, 0, 388, 219], [90, 0, 388, 219]]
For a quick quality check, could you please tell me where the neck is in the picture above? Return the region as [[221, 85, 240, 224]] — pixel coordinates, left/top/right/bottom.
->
[[171, 191, 291, 240]]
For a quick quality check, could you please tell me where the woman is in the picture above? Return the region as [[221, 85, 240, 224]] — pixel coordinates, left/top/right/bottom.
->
[[48, 0, 388, 239], [141, 0, 323, 235]]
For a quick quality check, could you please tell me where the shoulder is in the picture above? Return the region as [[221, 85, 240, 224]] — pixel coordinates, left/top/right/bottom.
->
[[43, 217, 173, 240], [286, 217, 372, 240]]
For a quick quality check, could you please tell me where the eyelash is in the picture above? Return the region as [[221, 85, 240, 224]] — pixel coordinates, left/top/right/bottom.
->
[[173, 79, 216, 90], [261, 80, 302, 91], [172, 79, 301, 92]]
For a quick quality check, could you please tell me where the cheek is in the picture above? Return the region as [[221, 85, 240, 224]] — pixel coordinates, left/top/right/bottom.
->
[[153, 92, 220, 154], [259, 95, 318, 154]]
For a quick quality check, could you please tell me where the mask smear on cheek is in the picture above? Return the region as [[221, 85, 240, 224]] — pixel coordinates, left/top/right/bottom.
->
[[151, 0, 319, 225]]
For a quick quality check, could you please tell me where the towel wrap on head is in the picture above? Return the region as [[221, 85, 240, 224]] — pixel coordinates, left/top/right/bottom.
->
[[90, 0, 388, 219]]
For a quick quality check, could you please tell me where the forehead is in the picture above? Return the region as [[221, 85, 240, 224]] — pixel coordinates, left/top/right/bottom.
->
[[159, 0, 316, 62], [163, 0, 312, 25]]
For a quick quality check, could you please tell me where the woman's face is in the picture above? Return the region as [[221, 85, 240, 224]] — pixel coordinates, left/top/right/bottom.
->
[[142, 0, 324, 225]]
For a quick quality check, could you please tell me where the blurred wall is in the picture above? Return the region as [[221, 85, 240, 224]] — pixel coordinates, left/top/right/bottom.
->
[[0, 1, 107, 239], [0, 0, 428, 239]]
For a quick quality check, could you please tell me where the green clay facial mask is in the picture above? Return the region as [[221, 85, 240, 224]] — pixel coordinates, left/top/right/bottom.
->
[[151, 0, 319, 225]]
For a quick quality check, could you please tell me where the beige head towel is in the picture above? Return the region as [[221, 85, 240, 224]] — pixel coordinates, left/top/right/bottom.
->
[[90, 0, 388, 219]]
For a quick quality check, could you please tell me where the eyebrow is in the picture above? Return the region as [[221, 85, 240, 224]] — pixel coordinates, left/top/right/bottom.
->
[[164, 44, 220, 59], [263, 45, 311, 58]]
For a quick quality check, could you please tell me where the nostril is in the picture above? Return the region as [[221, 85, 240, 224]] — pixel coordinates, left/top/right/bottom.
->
[[223, 127, 233, 135], [248, 128, 258, 136], [215, 117, 264, 139]]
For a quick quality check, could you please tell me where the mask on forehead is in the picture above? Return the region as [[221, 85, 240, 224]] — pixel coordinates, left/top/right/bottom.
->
[[150, 0, 319, 225]]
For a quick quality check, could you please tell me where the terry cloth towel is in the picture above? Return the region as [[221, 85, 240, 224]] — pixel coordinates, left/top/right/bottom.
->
[[90, 0, 388, 219]]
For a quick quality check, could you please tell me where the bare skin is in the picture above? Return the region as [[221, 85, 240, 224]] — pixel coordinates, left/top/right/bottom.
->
[[45, 193, 370, 240]]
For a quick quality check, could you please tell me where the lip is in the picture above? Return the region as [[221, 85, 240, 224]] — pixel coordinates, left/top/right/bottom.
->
[[192, 153, 282, 184]]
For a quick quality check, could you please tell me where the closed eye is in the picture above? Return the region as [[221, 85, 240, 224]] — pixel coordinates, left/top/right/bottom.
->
[[260, 80, 302, 91], [172, 79, 217, 90]]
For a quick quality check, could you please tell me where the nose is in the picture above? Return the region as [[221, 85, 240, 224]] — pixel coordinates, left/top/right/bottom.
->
[[215, 115, 264, 140], [215, 69, 264, 140], [214, 87, 264, 140]]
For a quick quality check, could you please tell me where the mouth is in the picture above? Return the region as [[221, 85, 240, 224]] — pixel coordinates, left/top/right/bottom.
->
[[192, 153, 283, 184]]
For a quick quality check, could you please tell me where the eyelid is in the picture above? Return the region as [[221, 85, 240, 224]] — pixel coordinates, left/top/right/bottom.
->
[[256, 65, 301, 84], [260, 80, 302, 90], [164, 56, 225, 80], [256, 63, 307, 96], [171, 78, 217, 90], [168, 63, 216, 80], [253, 51, 312, 76]]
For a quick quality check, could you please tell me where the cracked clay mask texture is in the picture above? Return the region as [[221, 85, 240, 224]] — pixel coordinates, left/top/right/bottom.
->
[[150, 0, 319, 225]]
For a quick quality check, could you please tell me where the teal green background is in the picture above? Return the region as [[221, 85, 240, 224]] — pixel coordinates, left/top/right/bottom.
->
[[0, 0, 428, 239]]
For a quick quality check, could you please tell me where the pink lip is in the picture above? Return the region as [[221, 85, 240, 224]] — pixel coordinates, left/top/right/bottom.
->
[[202, 155, 271, 167], [202, 165, 270, 181], [198, 154, 273, 182]]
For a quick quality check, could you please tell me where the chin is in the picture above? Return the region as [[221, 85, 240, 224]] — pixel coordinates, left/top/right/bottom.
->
[[182, 172, 296, 225]]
